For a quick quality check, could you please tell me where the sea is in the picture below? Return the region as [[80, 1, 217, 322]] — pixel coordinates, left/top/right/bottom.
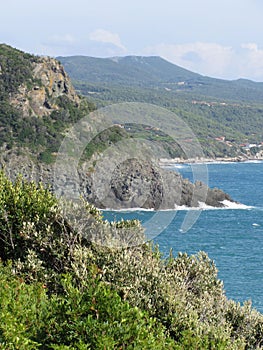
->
[[103, 161, 263, 313]]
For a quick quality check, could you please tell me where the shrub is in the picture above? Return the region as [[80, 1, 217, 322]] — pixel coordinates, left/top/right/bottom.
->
[[0, 170, 262, 349], [84, 245, 244, 348], [0, 263, 48, 349], [0, 263, 174, 349], [0, 171, 57, 261]]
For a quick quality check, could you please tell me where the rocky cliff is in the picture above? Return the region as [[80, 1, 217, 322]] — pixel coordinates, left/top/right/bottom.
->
[[1, 151, 235, 210], [0, 44, 236, 210], [9, 56, 80, 118], [79, 158, 234, 209]]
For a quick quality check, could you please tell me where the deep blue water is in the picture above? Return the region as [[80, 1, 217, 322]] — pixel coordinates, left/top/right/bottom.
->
[[103, 161, 263, 313]]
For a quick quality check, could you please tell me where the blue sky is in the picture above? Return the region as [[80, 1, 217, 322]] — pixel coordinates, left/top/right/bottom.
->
[[2, 0, 263, 81]]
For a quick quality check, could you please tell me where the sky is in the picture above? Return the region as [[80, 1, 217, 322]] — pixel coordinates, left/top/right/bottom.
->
[[2, 0, 263, 81]]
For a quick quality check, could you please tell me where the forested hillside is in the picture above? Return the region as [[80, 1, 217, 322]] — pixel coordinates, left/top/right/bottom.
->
[[58, 55, 263, 102], [59, 55, 263, 158]]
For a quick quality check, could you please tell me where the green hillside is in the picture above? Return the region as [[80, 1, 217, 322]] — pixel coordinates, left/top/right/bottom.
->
[[57, 55, 203, 87], [58, 55, 263, 102], [58, 55, 263, 158]]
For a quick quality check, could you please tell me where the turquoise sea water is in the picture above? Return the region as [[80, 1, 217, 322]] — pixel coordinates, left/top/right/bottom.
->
[[103, 161, 263, 313]]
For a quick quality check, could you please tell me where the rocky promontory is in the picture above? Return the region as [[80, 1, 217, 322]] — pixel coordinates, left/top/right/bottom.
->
[[80, 157, 235, 209], [0, 44, 237, 210], [9, 55, 80, 118], [0, 150, 236, 210]]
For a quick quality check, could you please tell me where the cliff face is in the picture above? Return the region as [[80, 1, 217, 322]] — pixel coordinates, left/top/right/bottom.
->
[[1, 151, 234, 210], [0, 44, 236, 210], [79, 158, 234, 209], [10, 56, 80, 118], [0, 44, 93, 164]]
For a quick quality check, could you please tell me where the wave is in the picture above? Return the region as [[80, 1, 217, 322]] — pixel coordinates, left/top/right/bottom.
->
[[201, 161, 238, 165], [162, 160, 263, 167], [161, 164, 189, 169], [101, 200, 254, 212], [174, 201, 253, 211], [220, 200, 254, 209], [101, 207, 155, 212], [242, 160, 263, 164]]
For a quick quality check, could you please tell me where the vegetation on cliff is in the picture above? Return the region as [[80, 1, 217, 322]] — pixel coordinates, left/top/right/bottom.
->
[[0, 44, 96, 164], [0, 171, 262, 349]]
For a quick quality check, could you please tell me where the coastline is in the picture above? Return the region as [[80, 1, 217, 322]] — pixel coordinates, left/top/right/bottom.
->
[[159, 155, 263, 166]]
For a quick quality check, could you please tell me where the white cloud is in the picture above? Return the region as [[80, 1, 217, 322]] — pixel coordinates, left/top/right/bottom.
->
[[143, 42, 263, 81], [89, 29, 126, 52], [241, 42, 258, 51], [238, 43, 263, 80], [144, 42, 234, 78]]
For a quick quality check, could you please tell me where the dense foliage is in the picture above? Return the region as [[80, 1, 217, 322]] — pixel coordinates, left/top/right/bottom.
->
[[0, 44, 38, 95], [0, 44, 39, 151], [58, 55, 263, 157], [0, 170, 262, 349], [0, 44, 96, 164]]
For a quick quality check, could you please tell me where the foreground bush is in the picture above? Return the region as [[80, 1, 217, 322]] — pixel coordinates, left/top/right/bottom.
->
[[0, 170, 263, 349], [0, 264, 174, 349]]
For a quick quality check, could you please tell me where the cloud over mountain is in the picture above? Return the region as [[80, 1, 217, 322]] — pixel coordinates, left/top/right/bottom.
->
[[89, 29, 126, 52], [144, 42, 263, 81]]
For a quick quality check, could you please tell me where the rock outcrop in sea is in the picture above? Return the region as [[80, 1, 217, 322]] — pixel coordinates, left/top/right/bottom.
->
[[0, 152, 235, 210], [80, 157, 234, 209]]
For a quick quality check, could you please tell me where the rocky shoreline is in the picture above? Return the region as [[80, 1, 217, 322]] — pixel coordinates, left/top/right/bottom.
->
[[0, 151, 237, 211], [81, 158, 236, 210], [159, 155, 263, 166]]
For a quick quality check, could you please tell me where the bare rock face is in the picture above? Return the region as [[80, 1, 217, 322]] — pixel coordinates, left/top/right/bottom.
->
[[33, 57, 79, 101], [79, 158, 236, 210], [10, 57, 80, 118], [109, 158, 164, 209], [0, 150, 236, 210]]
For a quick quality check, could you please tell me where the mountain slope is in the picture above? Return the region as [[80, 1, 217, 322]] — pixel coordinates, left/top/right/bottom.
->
[[58, 55, 263, 103], [58, 55, 263, 158], [58, 55, 203, 87]]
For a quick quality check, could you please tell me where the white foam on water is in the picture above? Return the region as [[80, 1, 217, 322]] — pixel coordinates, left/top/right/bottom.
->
[[174, 201, 252, 211], [160, 164, 189, 169], [243, 160, 263, 164], [220, 200, 254, 210], [101, 207, 155, 212], [102, 200, 254, 212], [163, 159, 263, 166]]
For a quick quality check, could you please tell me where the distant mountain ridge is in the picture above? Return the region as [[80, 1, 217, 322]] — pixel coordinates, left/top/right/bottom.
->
[[57, 54, 263, 159], [58, 55, 263, 102], [58, 55, 203, 86]]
